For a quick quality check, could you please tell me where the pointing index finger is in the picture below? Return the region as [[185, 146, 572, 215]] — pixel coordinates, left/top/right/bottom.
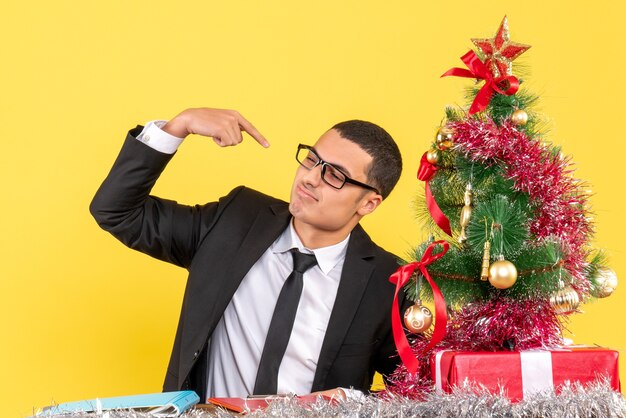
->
[[236, 113, 270, 148]]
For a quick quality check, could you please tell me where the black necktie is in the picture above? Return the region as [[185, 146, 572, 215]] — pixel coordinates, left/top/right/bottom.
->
[[253, 249, 318, 395]]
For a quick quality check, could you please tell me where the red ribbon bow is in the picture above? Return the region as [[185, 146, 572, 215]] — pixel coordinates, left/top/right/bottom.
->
[[417, 153, 452, 236], [441, 50, 520, 115], [389, 240, 449, 373]]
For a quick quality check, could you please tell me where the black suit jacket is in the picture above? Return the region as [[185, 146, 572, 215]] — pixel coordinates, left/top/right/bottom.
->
[[90, 127, 407, 397]]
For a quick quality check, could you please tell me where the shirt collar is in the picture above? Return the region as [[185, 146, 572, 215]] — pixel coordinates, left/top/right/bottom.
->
[[272, 220, 350, 275]]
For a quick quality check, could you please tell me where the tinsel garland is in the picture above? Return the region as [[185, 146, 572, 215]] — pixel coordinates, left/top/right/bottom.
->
[[449, 118, 593, 294], [38, 381, 625, 417], [443, 298, 564, 350]]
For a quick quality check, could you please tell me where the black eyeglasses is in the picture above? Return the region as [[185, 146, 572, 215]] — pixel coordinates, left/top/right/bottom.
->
[[295, 144, 381, 195]]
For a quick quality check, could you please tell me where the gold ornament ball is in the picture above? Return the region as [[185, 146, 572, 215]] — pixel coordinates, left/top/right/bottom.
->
[[550, 285, 580, 314], [426, 149, 440, 164], [511, 109, 529, 126], [488, 259, 518, 289], [594, 267, 618, 298], [403, 302, 433, 333], [435, 127, 455, 150]]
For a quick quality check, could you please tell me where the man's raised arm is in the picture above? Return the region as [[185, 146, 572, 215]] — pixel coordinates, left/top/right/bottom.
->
[[89, 108, 269, 268]]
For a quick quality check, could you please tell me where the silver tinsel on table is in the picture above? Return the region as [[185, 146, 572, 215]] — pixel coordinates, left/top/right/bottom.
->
[[37, 381, 625, 418]]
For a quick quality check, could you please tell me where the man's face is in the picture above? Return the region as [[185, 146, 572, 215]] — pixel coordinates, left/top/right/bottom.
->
[[289, 129, 378, 236]]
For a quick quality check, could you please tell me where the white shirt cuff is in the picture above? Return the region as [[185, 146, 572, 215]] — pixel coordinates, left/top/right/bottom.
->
[[136, 120, 184, 154]]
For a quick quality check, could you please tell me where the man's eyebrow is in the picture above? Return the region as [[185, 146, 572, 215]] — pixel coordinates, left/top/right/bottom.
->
[[311, 146, 352, 176]]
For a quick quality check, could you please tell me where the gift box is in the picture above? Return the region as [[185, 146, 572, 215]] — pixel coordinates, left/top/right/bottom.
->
[[431, 348, 620, 402]]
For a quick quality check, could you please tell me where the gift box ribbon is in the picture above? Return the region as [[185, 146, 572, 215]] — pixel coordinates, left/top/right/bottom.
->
[[519, 351, 554, 397]]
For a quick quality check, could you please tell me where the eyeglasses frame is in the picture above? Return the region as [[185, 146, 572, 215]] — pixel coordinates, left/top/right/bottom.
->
[[295, 144, 381, 195]]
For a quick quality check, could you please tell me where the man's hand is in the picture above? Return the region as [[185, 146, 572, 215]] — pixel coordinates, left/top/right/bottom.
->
[[163, 108, 270, 148]]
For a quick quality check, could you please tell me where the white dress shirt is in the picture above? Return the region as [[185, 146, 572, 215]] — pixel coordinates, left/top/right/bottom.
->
[[206, 220, 347, 397], [135, 121, 364, 399]]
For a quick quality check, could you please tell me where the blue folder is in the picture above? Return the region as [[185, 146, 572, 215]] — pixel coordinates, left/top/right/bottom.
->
[[36, 391, 199, 417]]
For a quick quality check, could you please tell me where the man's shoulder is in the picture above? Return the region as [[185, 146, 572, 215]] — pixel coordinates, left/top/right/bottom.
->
[[215, 186, 289, 218], [222, 186, 288, 208], [370, 241, 401, 271], [349, 224, 401, 269]]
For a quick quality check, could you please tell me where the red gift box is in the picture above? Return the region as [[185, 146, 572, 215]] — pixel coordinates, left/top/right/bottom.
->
[[431, 348, 620, 402]]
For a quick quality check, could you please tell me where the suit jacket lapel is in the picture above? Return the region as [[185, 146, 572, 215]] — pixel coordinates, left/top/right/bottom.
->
[[186, 202, 291, 345], [312, 224, 375, 390], [224, 203, 292, 293]]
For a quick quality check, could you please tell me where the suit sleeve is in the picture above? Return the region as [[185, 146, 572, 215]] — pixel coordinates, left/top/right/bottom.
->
[[89, 126, 242, 269]]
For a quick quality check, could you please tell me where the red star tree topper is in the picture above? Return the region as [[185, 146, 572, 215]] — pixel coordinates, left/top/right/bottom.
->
[[471, 16, 531, 78]]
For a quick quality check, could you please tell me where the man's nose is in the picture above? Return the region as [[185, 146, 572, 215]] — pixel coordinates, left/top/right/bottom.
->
[[302, 163, 323, 186]]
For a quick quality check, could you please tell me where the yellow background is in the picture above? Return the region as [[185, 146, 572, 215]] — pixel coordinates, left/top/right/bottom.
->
[[1, 1, 624, 416]]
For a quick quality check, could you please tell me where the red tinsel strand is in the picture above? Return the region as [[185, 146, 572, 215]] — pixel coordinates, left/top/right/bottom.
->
[[443, 298, 564, 352], [384, 334, 437, 400], [448, 119, 593, 295]]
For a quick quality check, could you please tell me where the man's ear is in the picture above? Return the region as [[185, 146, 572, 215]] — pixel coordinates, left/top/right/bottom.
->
[[357, 193, 383, 216]]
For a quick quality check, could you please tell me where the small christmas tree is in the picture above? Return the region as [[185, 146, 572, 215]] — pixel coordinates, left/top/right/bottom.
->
[[387, 16, 619, 397]]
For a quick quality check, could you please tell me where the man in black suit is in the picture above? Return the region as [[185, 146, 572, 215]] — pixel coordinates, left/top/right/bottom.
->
[[90, 108, 405, 400]]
